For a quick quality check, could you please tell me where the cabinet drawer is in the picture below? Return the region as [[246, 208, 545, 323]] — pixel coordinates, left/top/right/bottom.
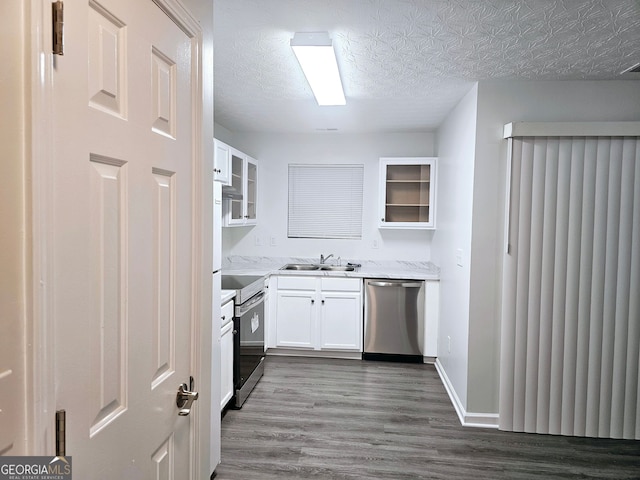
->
[[221, 300, 234, 327], [321, 277, 362, 292], [276, 276, 317, 291]]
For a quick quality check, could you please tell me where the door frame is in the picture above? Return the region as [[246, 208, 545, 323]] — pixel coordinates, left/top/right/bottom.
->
[[27, 0, 211, 475]]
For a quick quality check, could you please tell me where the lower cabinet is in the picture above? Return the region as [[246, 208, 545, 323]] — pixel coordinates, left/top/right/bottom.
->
[[274, 276, 362, 352], [220, 300, 234, 410]]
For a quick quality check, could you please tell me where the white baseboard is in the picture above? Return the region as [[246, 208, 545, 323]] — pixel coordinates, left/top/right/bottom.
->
[[434, 359, 499, 429]]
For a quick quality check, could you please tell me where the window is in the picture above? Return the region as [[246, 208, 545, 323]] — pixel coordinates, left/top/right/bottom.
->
[[288, 164, 364, 239]]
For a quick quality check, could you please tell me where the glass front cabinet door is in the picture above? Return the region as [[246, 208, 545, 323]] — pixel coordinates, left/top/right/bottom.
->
[[245, 157, 257, 223], [226, 149, 258, 226], [227, 148, 246, 224], [379, 157, 437, 229]]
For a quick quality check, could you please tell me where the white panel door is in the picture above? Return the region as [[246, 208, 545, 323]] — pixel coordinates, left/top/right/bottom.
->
[[275, 291, 315, 348], [52, 0, 199, 477], [320, 292, 362, 351]]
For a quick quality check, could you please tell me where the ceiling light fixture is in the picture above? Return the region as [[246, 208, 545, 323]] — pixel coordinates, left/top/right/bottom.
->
[[290, 32, 346, 106]]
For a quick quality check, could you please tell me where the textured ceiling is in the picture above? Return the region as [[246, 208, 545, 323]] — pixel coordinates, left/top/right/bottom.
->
[[213, 0, 640, 134]]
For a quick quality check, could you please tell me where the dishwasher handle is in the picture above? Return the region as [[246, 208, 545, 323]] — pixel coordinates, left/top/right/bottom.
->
[[367, 280, 423, 288]]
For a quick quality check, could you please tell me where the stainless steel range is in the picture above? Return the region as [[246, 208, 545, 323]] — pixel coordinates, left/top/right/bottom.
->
[[221, 274, 265, 408]]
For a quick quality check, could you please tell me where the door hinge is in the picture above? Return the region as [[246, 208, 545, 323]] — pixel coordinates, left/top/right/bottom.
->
[[55, 409, 66, 457], [52, 1, 64, 56]]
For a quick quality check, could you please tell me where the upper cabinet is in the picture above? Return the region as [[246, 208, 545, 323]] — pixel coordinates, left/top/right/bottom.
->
[[213, 139, 231, 184], [226, 152, 258, 226], [379, 157, 437, 229], [214, 138, 258, 227]]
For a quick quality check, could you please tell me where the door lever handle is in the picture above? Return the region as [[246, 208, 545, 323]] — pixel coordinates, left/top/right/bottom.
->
[[176, 383, 199, 416]]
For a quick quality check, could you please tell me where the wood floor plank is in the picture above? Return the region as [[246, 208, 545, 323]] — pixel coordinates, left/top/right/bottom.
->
[[216, 356, 640, 479]]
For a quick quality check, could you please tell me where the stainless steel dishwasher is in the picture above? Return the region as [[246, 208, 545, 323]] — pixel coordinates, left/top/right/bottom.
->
[[363, 279, 425, 362]]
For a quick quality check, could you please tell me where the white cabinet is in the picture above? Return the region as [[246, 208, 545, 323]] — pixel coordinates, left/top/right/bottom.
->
[[276, 288, 315, 348], [423, 280, 440, 358], [274, 276, 362, 352], [213, 139, 231, 184], [379, 157, 437, 229], [220, 300, 234, 410], [319, 291, 362, 350], [225, 151, 258, 227], [213, 138, 259, 226]]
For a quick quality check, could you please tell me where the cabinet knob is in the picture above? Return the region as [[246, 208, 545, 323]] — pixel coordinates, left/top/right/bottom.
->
[[381, 218, 385, 222], [221, 315, 225, 321], [311, 299, 315, 304], [321, 299, 325, 305]]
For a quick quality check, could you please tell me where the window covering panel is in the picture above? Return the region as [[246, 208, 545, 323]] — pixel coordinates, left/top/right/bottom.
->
[[500, 134, 640, 440], [288, 164, 363, 239]]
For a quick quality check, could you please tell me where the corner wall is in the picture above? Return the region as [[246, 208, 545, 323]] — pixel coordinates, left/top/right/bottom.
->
[[433, 84, 478, 416]]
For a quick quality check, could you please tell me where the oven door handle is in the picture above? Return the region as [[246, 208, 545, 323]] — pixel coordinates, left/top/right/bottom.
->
[[235, 291, 265, 316]]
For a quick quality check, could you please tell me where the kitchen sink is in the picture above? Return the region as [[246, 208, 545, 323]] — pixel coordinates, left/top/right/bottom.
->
[[280, 263, 356, 272], [318, 265, 355, 271], [281, 264, 320, 270]]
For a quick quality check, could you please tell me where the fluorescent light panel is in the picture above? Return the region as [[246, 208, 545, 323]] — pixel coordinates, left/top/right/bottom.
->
[[291, 32, 346, 106]]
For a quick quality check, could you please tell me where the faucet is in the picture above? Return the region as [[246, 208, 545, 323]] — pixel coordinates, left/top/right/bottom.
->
[[319, 253, 334, 264]]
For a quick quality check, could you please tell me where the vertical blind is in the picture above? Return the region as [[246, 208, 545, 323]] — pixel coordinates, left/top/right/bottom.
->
[[288, 164, 364, 239], [500, 125, 640, 439]]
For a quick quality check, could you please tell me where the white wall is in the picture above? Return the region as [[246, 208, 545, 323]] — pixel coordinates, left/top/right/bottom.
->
[[467, 79, 640, 415], [221, 132, 436, 262], [433, 84, 478, 412], [214, 122, 233, 145]]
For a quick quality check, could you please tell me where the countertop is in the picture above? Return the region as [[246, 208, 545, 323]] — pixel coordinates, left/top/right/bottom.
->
[[221, 256, 440, 281], [221, 289, 236, 305]]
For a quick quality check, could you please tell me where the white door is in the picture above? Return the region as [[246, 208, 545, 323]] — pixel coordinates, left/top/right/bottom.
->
[[275, 291, 316, 348], [320, 292, 362, 351], [52, 0, 199, 477]]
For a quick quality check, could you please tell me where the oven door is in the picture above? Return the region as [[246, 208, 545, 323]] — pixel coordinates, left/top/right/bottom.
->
[[233, 291, 265, 400]]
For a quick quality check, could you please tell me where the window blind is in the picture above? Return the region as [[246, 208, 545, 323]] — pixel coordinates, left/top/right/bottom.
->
[[500, 130, 640, 440], [288, 164, 363, 239]]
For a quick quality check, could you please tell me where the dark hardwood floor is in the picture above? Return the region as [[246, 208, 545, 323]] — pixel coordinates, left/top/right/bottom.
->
[[216, 356, 640, 479]]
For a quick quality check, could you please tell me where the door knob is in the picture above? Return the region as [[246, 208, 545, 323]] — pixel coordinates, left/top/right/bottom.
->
[[176, 383, 199, 416]]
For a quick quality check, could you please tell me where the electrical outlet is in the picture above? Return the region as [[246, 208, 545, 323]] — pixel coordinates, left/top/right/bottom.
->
[[270, 236, 277, 247], [255, 235, 263, 246], [456, 249, 463, 267], [447, 336, 451, 353], [372, 239, 379, 249]]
